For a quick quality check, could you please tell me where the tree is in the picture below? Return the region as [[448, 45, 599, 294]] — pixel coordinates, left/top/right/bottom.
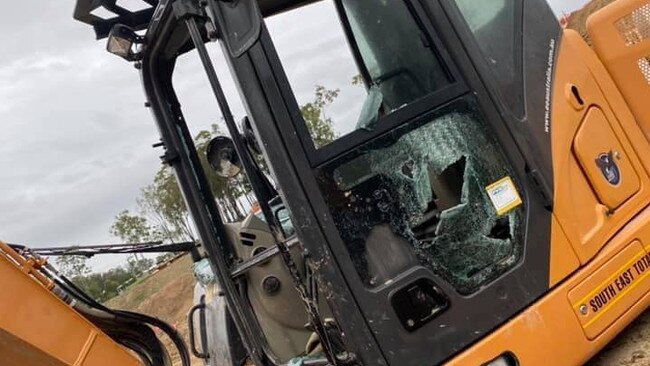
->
[[156, 253, 175, 265], [109, 210, 157, 243], [301, 85, 340, 148], [127, 256, 154, 277], [55, 250, 91, 278], [74, 265, 140, 303], [352, 74, 364, 86], [138, 168, 196, 242], [111, 85, 341, 243]]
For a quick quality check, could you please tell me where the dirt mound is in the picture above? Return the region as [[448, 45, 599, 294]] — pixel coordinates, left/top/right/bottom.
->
[[567, 0, 616, 45], [106, 255, 202, 366]]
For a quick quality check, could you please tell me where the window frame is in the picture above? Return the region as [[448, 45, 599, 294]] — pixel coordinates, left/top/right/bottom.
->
[[313, 95, 527, 293], [263, 0, 470, 167]]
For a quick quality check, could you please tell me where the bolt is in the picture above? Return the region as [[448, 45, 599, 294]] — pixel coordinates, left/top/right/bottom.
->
[[262, 276, 281, 296], [406, 319, 415, 328], [579, 304, 588, 316]]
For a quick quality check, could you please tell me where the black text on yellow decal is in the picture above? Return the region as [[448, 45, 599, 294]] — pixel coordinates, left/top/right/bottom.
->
[[589, 253, 650, 313]]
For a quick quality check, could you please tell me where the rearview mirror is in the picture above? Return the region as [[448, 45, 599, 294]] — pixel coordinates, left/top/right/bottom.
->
[[106, 24, 143, 61], [206, 136, 242, 178]]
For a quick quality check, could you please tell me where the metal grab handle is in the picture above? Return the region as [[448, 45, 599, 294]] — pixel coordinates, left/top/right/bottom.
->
[[188, 297, 209, 359]]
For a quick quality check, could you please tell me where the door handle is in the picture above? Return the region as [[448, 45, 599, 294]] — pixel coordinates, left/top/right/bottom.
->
[[188, 295, 210, 359]]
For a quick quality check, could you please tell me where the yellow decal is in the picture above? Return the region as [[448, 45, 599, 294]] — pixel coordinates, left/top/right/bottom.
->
[[486, 177, 523, 216], [575, 251, 650, 327]]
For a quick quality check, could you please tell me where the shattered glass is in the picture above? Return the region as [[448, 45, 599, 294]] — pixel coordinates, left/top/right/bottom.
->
[[316, 100, 523, 294]]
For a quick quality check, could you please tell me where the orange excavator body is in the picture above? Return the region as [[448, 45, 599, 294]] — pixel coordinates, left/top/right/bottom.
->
[[0, 241, 142, 366]]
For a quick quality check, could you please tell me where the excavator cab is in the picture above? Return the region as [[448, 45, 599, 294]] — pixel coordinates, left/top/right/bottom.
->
[[72, 0, 650, 365]]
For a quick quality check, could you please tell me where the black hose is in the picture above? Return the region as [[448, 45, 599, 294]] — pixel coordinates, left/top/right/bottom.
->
[[48, 269, 191, 366], [115, 309, 192, 366], [73, 301, 171, 366]]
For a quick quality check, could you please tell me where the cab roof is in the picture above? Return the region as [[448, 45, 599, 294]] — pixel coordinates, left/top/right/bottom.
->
[[74, 0, 318, 39]]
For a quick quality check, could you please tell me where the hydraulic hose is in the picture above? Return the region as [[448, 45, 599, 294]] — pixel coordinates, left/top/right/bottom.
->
[[48, 268, 191, 366]]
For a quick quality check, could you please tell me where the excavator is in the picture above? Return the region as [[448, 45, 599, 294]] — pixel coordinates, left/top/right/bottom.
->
[[5, 0, 650, 365]]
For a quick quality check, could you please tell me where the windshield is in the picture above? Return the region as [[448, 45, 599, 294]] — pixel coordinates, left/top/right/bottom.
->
[[453, 0, 523, 116], [342, 0, 450, 115]]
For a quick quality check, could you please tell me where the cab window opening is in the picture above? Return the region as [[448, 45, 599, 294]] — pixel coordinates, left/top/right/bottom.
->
[[166, 24, 321, 363], [266, 0, 452, 149]]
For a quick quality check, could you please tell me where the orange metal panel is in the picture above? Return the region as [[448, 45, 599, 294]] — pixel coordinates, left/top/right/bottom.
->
[[0, 328, 68, 366], [446, 205, 650, 366], [549, 215, 580, 288], [0, 242, 143, 366], [588, 0, 650, 139], [573, 107, 640, 210], [550, 30, 650, 264], [82, 333, 143, 366]]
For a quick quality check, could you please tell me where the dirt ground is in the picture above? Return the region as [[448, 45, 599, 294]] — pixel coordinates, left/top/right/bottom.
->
[[106, 254, 203, 366], [588, 312, 650, 366]]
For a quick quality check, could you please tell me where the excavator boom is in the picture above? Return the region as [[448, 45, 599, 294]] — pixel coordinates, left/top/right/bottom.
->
[[0, 241, 143, 366]]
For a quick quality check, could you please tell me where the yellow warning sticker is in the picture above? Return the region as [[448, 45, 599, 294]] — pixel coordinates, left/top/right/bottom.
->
[[486, 177, 523, 216]]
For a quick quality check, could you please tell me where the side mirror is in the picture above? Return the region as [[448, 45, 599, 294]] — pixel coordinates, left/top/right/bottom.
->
[[206, 136, 242, 178], [275, 207, 296, 238], [106, 24, 143, 61]]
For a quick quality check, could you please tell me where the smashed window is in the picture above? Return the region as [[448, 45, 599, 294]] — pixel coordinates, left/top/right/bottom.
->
[[316, 99, 523, 294]]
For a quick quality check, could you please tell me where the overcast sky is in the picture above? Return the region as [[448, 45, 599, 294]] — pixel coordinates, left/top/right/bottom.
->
[[0, 2, 166, 270], [0, 0, 588, 271]]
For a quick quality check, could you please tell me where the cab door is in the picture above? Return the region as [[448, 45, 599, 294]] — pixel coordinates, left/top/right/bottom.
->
[[217, 0, 560, 364]]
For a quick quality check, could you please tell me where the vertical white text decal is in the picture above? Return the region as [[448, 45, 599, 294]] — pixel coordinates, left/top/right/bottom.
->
[[544, 39, 556, 134]]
